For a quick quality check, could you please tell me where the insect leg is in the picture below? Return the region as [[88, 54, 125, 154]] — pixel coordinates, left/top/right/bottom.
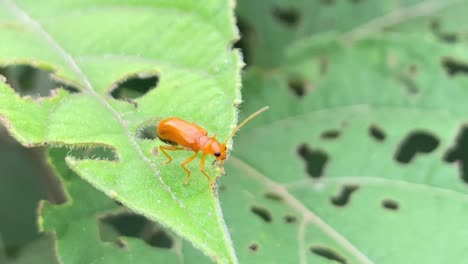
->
[[200, 154, 214, 186], [182, 152, 199, 185], [159, 145, 184, 165]]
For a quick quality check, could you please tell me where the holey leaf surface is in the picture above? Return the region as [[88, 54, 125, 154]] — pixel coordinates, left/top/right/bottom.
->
[[222, 1, 468, 263], [0, 0, 240, 263]]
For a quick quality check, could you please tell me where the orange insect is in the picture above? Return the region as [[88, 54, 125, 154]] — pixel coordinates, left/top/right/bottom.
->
[[156, 106, 269, 187]]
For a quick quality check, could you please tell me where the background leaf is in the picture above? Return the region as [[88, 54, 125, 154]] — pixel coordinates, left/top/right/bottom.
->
[[0, 0, 240, 262], [219, 0, 468, 263]]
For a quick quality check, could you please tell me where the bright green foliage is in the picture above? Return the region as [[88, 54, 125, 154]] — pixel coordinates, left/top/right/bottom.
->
[[220, 0, 468, 263], [3, 0, 468, 263], [0, 0, 240, 263]]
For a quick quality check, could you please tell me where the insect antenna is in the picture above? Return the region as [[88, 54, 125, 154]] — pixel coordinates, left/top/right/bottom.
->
[[224, 106, 269, 144]]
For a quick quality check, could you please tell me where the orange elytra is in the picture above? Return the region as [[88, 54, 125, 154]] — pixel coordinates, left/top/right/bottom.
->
[[156, 106, 269, 187]]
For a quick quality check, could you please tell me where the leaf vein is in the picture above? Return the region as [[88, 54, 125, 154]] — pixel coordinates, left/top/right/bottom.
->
[[3, 0, 187, 210], [230, 156, 374, 264]]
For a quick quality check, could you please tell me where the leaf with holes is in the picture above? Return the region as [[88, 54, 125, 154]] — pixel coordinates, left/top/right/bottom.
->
[[40, 148, 180, 263], [221, 0, 468, 263], [0, 0, 240, 263]]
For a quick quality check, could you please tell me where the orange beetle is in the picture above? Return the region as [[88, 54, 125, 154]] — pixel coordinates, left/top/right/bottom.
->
[[156, 106, 269, 187]]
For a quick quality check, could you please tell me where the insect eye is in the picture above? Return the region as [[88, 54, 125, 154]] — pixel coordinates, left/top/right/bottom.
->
[[214, 152, 221, 157]]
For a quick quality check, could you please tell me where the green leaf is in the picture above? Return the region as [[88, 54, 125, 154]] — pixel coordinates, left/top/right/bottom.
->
[[40, 148, 180, 263], [0, 0, 240, 262], [237, 0, 467, 67], [220, 1, 468, 263]]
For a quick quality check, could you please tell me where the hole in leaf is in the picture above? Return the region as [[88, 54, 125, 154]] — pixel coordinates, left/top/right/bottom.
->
[[136, 125, 157, 140], [369, 125, 386, 142], [287, 76, 309, 98], [321, 129, 340, 140], [443, 126, 468, 183], [233, 17, 254, 66], [0, 64, 79, 97], [272, 5, 300, 28], [381, 199, 399, 211], [65, 145, 118, 161], [251, 206, 272, 223], [264, 192, 283, 202], [330, 185, 359, 207], [442, 57, 468, 76], [110, 73, 159, 102], [248, 243, 259, 252], [310, 246, 347, 264], [100, 213, 146, 237], [284, 215, 297, 223], [395, 131, 439, 163], [147, 230, 173, 249], [297, 144, 329, 178], [99, 213, 173, 249]]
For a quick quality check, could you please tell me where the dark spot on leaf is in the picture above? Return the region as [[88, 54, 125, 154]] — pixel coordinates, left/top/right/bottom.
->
[[395, 131, 439, 163], [321, 129, 340, 140], [442, 57, 468, 76], [99, 213, 173, 249], [110, 73, 159, 103], [310, 246, 347, 264], [444, 126, 468, 183], [288, 76, 309, 98], [272, 5, 300, 28], [369, 125, 386, 142], [396, 74, 419, 95], [251, 206, 272, 223], [67, 145, 118, 161], [248, 243, 259, 252], [330, 185, 359, 207], [297, 144, 329, 178], [430, 19, 458, 43], [284, 215, 297, 223], [382, 199, 399, 211], [0, 64, 79, 97], [264, 192, 283, 202]]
